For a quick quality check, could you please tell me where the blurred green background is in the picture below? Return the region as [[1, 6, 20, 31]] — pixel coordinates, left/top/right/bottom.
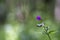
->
[[0, 0, 60, 40]]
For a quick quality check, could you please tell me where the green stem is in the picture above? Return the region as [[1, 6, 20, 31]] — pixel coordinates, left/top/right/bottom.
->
[[46, 32, 51, 40], [43, 26, 51, 40]]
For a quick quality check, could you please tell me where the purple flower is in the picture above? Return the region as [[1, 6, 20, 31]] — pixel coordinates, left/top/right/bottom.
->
[[36, 16, 41, 21]]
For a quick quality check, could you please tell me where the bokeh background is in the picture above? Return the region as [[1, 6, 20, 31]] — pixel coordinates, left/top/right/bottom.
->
[[0, 0, 60, 40]]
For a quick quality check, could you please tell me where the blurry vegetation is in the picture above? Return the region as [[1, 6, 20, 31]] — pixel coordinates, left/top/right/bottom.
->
[[0, 0, 59, 40]]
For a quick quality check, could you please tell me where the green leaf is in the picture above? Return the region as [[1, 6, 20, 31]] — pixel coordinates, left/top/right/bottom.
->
[[48, 30, 55, 34]]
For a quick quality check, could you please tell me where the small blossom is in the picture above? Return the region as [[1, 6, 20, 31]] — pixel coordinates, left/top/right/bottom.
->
[[37, 23, 45, 27], [41, 23, 45, 26], [36, 16, 41, 21], [37, 24, 42, 27]]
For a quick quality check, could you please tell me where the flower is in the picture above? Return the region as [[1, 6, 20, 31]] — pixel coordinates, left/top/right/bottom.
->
[[36, 16, 41, 21], [37, 23, 45, 27], [37, 24, 42, 27]]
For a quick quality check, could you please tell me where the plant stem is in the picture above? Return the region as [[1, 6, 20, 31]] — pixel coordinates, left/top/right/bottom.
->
[[46, 32, 51, 40], [43, 26, 51, 40]]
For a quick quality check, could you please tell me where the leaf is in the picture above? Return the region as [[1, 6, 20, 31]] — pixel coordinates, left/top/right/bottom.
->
[[48, 30, 55, 34]]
